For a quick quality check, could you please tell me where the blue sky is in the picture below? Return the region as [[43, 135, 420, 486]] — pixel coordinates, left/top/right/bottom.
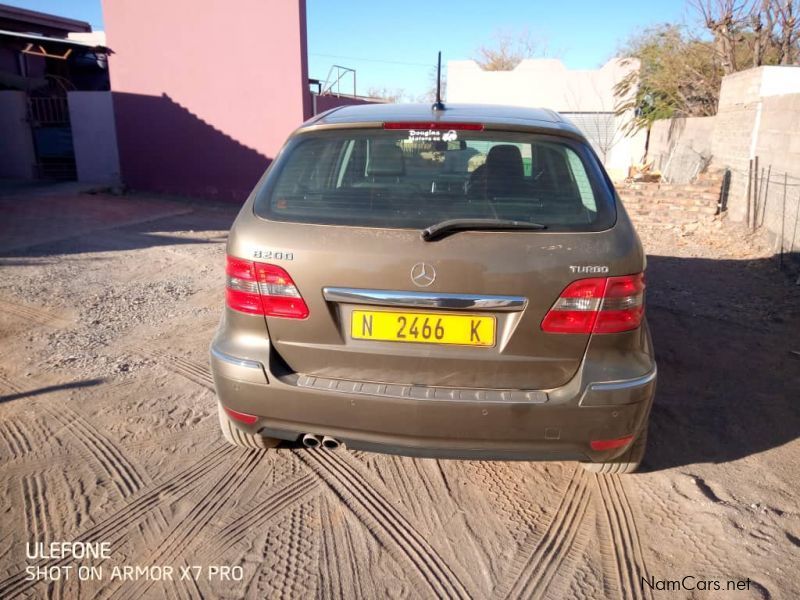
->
[[5, 0, 691, 97]]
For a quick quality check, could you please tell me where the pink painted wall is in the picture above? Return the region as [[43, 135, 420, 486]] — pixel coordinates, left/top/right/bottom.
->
[[102, 0, 309, 201]]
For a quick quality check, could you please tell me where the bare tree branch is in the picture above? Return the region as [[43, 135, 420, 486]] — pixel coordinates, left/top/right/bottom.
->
[[773, 0, 800, 64], [750, 0, 776, 66], [473, 28, 551, 71], [690, 0, 754, 73]]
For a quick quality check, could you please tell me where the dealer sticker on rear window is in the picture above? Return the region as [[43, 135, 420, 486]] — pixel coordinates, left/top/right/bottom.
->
[[406, 129, 458, 142]]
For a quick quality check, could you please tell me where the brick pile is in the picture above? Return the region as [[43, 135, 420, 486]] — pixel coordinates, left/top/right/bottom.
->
[[617, 170, 724, 227]]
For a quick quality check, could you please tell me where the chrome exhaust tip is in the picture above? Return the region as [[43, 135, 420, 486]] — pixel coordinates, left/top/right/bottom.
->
[[321, 435, 340, 450], [302, 433, 321, 448]]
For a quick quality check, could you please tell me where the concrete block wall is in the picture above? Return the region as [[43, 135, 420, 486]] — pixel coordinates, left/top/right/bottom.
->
[[648, 66, 800, 248], [753, 95, 800, 247], [648, 116, 715, 183], [714, 69, 800, 248], [709, 103, 759, 222]]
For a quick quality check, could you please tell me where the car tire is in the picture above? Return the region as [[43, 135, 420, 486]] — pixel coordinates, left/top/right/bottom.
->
[[218, 403, 280, 450], [581, 428, 647, 475]]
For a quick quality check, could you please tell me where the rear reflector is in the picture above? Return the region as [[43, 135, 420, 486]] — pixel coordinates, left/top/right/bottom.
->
[[541, 274, 645, 334], [590, 435, 634, 451], [383, 121, 484, 131], [223, 406, 258, 425], [225, 256, 309, 319]]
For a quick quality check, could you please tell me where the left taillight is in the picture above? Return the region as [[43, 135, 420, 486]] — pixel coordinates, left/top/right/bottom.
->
[[225, 256, 309, 319], [541, 273, 645, 334]]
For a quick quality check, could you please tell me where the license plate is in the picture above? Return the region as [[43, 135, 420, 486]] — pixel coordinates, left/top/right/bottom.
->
[[351, 310, 495, 347]]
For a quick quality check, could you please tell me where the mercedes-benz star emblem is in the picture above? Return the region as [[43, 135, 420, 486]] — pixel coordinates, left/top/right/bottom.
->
[[410, 262, 436, 287]]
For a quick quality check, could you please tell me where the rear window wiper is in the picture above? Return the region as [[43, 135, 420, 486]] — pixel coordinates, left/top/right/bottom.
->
[[421, 218, 547, 241]]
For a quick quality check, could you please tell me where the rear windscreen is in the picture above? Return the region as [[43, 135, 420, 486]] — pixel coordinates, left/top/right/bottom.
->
[[254, 129, 615, 231]]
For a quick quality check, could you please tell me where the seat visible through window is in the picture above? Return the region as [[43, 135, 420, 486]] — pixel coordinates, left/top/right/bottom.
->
[[469, 144, 527, 198]]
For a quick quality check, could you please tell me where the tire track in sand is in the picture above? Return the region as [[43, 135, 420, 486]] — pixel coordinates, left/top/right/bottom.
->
[[595, 474, 653, 600], [300, 449, 472, 600], [44, 406, 145, 499], [129, 345, 214, 391], [207, 471, 319, 557], [3, 375, 204, 600], [0, 420, 33, 459], [317, 493, 369, 599], [494, 466, 592, 600], [21, 474, 53, 544], [0, 375, 35, 461], [0, 445, 234, 598], [20, 472, 72, 600], [246, 495, 321, 599], [0, 297, 72, 329], [110, 449, 265, 600], [0, 371, 23, 394]]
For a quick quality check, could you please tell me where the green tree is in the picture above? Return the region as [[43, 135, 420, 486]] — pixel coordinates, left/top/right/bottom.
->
[[614, 25, 723, 133], [616, 1, 799, 133]]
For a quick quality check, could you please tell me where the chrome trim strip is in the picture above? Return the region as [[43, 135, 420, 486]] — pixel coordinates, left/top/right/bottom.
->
[[210, 347, 263, 370], [589, 367, 657, 392], [322, 287, 527, 312]]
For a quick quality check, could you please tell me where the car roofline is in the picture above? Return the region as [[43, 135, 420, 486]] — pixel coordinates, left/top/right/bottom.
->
[[289, 102, 587, 142], [291, 119, 588, 143]]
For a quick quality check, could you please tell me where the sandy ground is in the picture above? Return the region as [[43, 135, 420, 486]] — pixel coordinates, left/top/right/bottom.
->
[[0, 186, 798, 600]]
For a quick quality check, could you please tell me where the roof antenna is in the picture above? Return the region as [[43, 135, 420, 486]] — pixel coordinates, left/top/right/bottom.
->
[[432, 51, 445, 111]]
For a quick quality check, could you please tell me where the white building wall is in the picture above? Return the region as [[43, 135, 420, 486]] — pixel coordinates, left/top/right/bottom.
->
[[447, 58, 647, 179]]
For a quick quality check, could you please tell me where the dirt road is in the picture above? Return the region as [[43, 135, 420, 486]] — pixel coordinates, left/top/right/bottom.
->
[[0, 189, 797, 599]]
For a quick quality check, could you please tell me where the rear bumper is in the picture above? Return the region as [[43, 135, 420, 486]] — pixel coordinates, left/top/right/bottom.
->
[[209, 341, 656, 462]]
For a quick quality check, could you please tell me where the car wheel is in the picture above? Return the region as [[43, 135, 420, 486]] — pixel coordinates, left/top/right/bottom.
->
[[581, 428, 648, 475], [217, 403, 280, 450]]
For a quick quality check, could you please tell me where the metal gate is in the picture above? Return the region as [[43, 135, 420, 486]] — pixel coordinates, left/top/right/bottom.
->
[[27, 96, 77, 180], [560, 112, 619, 164]]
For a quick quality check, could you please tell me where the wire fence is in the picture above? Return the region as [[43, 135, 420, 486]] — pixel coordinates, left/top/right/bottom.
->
[[733, 160, 800, 271]]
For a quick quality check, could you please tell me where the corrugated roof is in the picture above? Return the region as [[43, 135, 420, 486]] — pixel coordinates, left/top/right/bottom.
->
[[0, 4, 91, 34]]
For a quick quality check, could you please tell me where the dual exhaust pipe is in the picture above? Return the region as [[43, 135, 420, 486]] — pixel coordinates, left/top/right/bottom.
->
[[302, 433, 341, 450]]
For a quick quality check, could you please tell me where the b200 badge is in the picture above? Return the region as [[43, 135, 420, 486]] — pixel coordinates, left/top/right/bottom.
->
[[253, 250, 294, 261]]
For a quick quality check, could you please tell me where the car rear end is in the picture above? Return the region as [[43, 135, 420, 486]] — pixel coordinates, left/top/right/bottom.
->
[[210, 105, 656, 467]]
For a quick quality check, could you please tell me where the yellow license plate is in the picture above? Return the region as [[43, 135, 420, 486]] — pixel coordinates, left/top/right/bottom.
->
[[351, 310, 495, 347]]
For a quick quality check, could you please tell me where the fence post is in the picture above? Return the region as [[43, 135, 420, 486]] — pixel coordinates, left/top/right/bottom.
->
[[779, 173, 787, 269], [746, 159, 753, 229], [759, 165, 771, 228]]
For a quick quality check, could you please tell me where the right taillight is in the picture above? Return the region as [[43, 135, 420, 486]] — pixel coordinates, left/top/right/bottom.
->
[[225, 256, 309, 319], [541, 273, 645, 334]]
